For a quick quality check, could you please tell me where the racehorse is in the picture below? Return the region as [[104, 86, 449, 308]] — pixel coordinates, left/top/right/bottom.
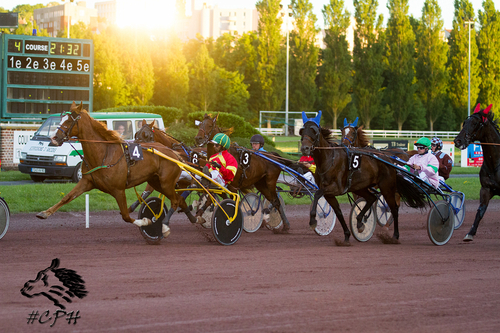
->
[[454, 103, 497, 241], [36, 102, 187, 239], [300, 111, 427, 244], [195, 114, 292, 233], [129, 120, 207, 213]]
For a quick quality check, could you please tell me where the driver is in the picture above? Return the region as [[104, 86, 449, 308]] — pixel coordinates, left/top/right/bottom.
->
[[431, 137, 453, 181], [406, 137, 440, 188], [250, 134, 266, 152]]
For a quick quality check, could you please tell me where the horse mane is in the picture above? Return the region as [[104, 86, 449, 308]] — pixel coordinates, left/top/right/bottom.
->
[[203, 113, 233, 136], [53, 267, 88, 299], [320, 127, 338, 146], [154, 126, 181, 144], [356, 126, 370, 147], [80, 110, 123, 141], [482, 109, 500, 133]]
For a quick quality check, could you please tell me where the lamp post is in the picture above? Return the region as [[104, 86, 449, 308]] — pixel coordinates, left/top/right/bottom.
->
[[464, 18, 474, 117], [281, 4, 293, 136]]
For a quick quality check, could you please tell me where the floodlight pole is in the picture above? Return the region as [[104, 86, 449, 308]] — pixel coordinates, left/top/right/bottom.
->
[[464, 19, 474, 117]]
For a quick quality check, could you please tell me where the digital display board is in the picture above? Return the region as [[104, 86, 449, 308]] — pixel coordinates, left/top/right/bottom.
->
[[1, 35, 93, 120]]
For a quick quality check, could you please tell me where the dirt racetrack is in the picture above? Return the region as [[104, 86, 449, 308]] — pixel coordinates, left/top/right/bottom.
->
[[1, 200, 500, 332]]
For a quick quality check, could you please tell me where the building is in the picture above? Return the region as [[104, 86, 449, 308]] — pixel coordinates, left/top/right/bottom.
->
[[95, 0, 117, 25], [34, 1, 98, 37]]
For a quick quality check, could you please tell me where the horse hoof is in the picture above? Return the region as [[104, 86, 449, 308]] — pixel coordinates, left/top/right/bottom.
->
[[36, 212, 48, 219], [463, 234, 474, 242], [162, 224, 171, 238], [196, 216, 206, 225], [309, 223, 317, 231], [357, 225, 365, 233], [334, 239, 351, 246], [133, 218, 151, 227]]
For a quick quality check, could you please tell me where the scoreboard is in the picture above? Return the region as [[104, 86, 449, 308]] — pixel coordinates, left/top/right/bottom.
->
[[0, 34, 93, 121]]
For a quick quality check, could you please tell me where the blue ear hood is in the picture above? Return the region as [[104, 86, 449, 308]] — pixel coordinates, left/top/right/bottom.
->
[[301, 111, 322, 126], [344, 118, 348, 127], [352, 117, 359, 127]]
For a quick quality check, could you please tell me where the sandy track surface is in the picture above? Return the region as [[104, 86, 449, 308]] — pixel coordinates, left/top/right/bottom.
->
[[1, 200, 500, 332]]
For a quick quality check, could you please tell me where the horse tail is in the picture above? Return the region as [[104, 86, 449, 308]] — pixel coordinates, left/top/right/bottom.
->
[[395, 174, 429, 209]]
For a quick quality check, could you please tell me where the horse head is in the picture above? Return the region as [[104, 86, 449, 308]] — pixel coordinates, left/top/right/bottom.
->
[[51, 101, 84, 146], [300, 111, 322, 156], [341, 117, 359, 147], [454, 103, 493, 150], [20, 258, 87, 310], [195, 113, 219, 146], [134, 119, 156, 143]]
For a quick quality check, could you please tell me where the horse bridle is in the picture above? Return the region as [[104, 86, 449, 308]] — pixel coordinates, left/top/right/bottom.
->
[[56, 111, 80, 142], [462, 113, 485, 145], [197, 118, 218, 146], [341, 125, 357, 147], [300, 122, 321, 150]]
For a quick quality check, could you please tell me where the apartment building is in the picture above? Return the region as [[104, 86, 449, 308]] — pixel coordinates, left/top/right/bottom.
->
[[33, 1, 97, 37]]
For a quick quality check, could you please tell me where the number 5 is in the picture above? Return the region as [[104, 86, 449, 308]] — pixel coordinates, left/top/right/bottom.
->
[[352, 155, 359, 169]]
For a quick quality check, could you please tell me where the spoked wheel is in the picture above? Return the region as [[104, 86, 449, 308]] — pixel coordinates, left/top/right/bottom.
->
[[138, 197, 168, 245], [263, 195, 285, 230], [349, 198, 376, 242], [374, 195, 393, 227], [314, 196, 336, 236], [212, 199, 243, 245], [241, 193, 263, 233], [450, 192, 465, 230], [0, 197, 10, 240], [427, 201, 455, 246]]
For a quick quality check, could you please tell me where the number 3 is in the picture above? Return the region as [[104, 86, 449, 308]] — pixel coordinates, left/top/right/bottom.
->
[[243, 153, 249, 165]]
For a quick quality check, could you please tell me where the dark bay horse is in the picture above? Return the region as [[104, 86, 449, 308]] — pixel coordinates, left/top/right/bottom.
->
[[454, 103, 497, 241], [129, 120, 207, 213], [195, 114, 292, 232], [36, 102, 188, 239], [300, 112, 427, 244]]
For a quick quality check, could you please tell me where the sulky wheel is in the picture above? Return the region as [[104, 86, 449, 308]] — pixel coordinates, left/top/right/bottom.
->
[[349, 198, 376, 242], [263, 195, 285, 230], [212, 199, 243, 245], [314, 196, 336, 236], [138, 197, 167, 245], [0, 197, 10, 240], [450, 192, 465, 230], [374, 195, 393, 227], [241, 193, 263, 233], [427, 201, 455, 246]]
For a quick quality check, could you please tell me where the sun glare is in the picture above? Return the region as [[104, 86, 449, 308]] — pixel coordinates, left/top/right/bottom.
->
[[116, 0, 178, 30]]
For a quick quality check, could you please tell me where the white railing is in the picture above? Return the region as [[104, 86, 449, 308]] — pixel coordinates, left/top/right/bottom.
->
[[256, 127, 459, 139]]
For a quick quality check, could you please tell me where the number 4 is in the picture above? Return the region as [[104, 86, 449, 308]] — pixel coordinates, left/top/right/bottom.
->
[[132, 146, 141, 159]]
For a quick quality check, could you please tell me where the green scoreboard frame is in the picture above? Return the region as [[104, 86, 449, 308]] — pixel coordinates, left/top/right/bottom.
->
[[0, 34, 93, 121]]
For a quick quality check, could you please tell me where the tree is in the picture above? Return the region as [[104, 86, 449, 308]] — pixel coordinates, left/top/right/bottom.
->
[[213, 68, 250, 117], [256, 0, 286, 115], [447, 0, 480, 127], [352, 0, 385, 129], [289, 0, 319, 112], [384, 0, 418, 131], [477, 0, 500, 114], [319, 0, 352, 129], [92, 28, 129, 110], [188, 43, 217, 111], [415, 0, 449, 131], [150, 34, 189, 111], [57, 21, 92, 39]]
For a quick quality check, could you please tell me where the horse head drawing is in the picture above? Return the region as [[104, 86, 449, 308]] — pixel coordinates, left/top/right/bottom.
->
[[20, 258, 87, 309]]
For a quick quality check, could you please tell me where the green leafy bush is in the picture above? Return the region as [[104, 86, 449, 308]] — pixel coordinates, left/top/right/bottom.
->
[[188, 111, 275, 147]]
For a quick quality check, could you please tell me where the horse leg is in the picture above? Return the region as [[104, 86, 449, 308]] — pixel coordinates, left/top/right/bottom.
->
[[324, 194, 351, 245], [378, 187, 400, 244], [256, 180, 290, 233], [309, 189, 324, 229], [353, 189, 377, 233], [36, 179, 94, 219], [464, 187, 492, 242]]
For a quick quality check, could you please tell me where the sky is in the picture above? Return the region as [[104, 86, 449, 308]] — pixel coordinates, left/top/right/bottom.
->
[[1, 0, 489, 30]]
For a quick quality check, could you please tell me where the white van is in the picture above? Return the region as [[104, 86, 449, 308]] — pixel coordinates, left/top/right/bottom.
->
[[18, 112, 165, 182]]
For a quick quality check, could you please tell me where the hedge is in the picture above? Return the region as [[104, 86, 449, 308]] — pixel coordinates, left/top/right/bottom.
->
[[188, 111, 276, 147]]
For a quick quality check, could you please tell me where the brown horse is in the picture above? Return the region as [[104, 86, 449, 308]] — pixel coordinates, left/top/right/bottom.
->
[[195, 114, 292, 232], [300, 112, 427, 244], [129, 120, 207, 213], [36, 102, 189, 240], [454, 103, 498, 241]]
